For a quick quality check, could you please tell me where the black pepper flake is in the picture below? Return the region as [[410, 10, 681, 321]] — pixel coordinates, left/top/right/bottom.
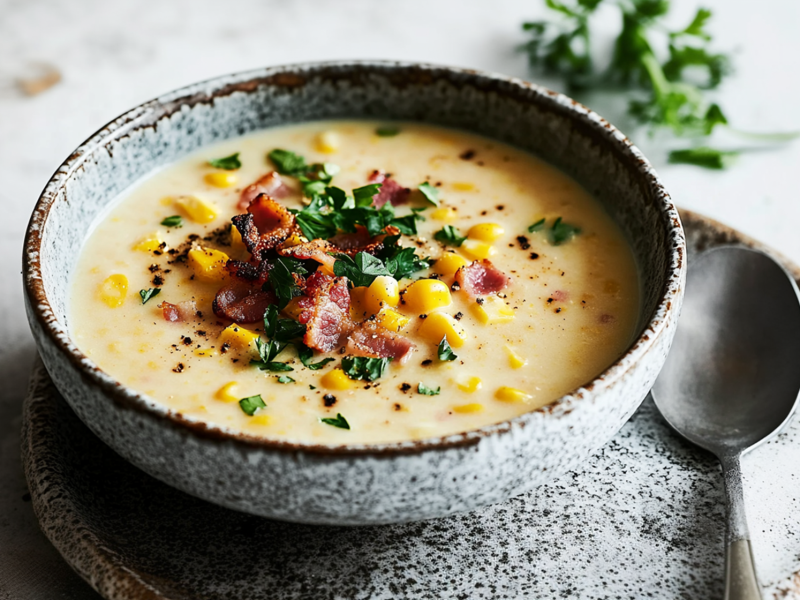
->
[[152, 274, 164, 286], [454, 312, 464, 320], [450, 282, 461, 292], [196, 311, 203, 318], [421, 359, 433, 366], [323, 394, 337, 407], [460, 149, 476, 160], [530, 252, 540, 260], [182, 336, 192, 345], [148, 264, 160, 273], [394, 403, 402, 411], [196, 330, 207, 337], [172, 363, 184, 373], [516, 235, 531, 250], [188, 234, 200, 241], [400, 383, 411, 392], [419, 314, 428, 319], [496, 204, 505, 210], [547, 298, 554, 304], [481, 210, 488, 216], [153, 250, 162, 256], [476, 298, 485, 305], [556, 307, 562, 313]]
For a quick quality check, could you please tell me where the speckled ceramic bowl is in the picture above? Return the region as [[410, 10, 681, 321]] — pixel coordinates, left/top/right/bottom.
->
[[23, 61, 685, 525]]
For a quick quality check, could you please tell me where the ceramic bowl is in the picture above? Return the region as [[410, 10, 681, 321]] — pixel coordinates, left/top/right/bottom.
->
[[23, 61, 685, 525]]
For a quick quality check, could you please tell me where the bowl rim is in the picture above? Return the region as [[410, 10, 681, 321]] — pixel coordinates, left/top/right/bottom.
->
[[23, 59, 685, 457]]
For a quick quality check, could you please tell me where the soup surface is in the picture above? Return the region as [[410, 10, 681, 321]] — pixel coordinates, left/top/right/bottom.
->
[[70, 121, 640, 444]]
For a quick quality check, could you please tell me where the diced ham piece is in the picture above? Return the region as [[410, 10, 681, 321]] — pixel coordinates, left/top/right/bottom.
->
[[231, 194, 297, 258], [367, 170, 410, 208], [455, 259, 511, 297], [346, 321, 416, 365], [212, 281, 276, 324], [238, 172, 291, 211], [161, 300, 198, 323], [298, 272, 353, 352]]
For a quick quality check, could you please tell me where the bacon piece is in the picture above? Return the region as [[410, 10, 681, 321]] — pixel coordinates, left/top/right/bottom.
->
[[225, 259, 271, 285], [328, 225, 400, 256], [232, 194, 297, 258], [367, 170, 411, 208], [161, 300, 197, 323], [346, 321, 416, 365], [212, 281, 276, 324], [279, 238, 337, 273], [238, 172, 291, 211], [299, 272, 352, 352], [455, 260, 511, 297]]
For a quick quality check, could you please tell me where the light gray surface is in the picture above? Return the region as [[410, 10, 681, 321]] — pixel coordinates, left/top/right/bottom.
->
[[3, 0, 800, 598]]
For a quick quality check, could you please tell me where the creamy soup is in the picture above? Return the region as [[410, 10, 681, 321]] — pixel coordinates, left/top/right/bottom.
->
[[70, 121, 640, 444]]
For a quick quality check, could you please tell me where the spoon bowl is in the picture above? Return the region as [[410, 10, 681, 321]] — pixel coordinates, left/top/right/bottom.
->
[[652, 246, 800, 599]]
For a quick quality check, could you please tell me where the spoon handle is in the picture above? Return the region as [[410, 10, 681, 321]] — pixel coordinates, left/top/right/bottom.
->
[[721, 454, 761, 600]]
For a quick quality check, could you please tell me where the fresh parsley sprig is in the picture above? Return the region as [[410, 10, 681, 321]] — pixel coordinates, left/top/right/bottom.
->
[[341, 356, 392, 382], [434, 225, 467, 247], [268, 257, 308, 309], [239, 394, 266, 416], [208, 153, 241, 170], [418, 383, 441, 396], [437, 337, 458, 362], [320, 413, 350, 429], [139, 288, 161, 304], [251, 305, 305, 372], [332, 244, 431, 287]]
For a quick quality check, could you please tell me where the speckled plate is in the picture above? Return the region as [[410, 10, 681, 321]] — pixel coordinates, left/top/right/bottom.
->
[[22, 209, 800, 599]]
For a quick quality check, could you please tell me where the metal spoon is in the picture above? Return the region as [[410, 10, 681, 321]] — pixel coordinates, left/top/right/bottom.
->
[[651, 246, 800, 600]]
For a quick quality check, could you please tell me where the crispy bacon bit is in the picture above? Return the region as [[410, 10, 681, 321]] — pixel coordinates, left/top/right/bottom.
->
[[367, 170, 410, 208], [238, 171, 291, 211], [346, 321, 416, 365], [279, 238, 337, 273], [232, 194, 297, 258], [212, 281, 276, 324], [225, 259, 272, 285], [161, 300, 197, 323], [299, 272, 353, 352], [455, 259, 511, 297], [328, 225, 400, 257]]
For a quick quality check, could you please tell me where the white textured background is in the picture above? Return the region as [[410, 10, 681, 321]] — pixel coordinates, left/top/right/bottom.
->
[[1, 0, 799, 597]]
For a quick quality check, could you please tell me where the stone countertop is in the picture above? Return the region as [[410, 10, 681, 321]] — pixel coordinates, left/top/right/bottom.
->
[[2, 1, 799, 598]]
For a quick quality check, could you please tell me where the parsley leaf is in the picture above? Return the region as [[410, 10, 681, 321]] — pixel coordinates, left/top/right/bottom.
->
[[253, 361, 294, 372], [298, 163, 340, 198], [389, 214, 420, 236], [139, 288, 161, 304], [263, 304, 306, 342], [277, 375, 295, 384], [268, 149, 307, 176], [376, 126, 400, 137], [353, 183, 382, 207], [297, 344, 336, 371], [434, 225, 467, 247], [437, 337, 458, 362], [549, 217, 581, 246], [527, 218, 546, 233], [332, 252, 392, 288], [418, 182, 440, 207], [320, 413, 350, 430], [208, 152, 241, 170], [418, 383, 441, 396], [668, 146, 739, 170], [239, 394, 266, 416], [268, 257, 308, 309], [341, 356, 392, 382], [160, 215, 183, 228], [376, 235, 432, 281]]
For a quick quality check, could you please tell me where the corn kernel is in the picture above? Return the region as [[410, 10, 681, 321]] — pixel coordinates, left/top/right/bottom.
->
[[401, 279, 452, 314], [471, 295, 516, 325], [282, 297, 305, 321], [468, 222, 505, 243], [175, 195, 219, 224], [375, 308, 411, 332], [231, 226, 245, 252], [204, 171, 238, 188], [250, 415, 272, 426], [431, 207, 457, 222], [435, 252, 469, 276], [321, 368, 352, 390], [365, 275, 400, 315], [133, 232, 163, 253], [460, 239, 497, 261], [99, 274, 128, 308], [218, 324, 260, 349], [194, 348, 218, 358], [418, 312, 468, 348], [315, 131, 340, 154], [456, 376, 482, 393], [505, 345, 528, 369], [453, 403, 484, 414], [452, 182, 475, 192], [350, 286, 369, 319], [495, 386, 533, 404], [215, 382, 240, 403], [188, 247, 229, 282]]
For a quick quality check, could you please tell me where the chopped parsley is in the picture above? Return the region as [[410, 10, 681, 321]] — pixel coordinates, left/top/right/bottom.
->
[[418, 182, 440, 207], [239, 394, 266, 416], [268, 149, 307, 176], [252, 338, 293, 372], [668, 147, 739, 170], [341, 356, 392, 382], [268, 257, 308, 309], [418, 383, 441, 396], [277, 375, 296, 384], [437, 337, 458, 362], [434, 225, 467, 247], [549, 217, 581, 246], [527, 218, 546, 233], [376, 126, 400, 137], [332, 252, 392, 288], [353, 183, 383, 206], [320, 413, 350, 430], [208, 152, 241, 170], [251, 305, 305, 372], [139, 288, 161, 304], [376, 235, 432, 281], [297, 344, 335, 371], [160, 215, 183, 228]]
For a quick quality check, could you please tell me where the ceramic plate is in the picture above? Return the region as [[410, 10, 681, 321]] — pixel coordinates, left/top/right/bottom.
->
[[22, 210, 800, 599]]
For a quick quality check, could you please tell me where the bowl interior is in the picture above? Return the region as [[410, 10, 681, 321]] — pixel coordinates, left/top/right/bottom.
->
[[30, 61, 677, 418]]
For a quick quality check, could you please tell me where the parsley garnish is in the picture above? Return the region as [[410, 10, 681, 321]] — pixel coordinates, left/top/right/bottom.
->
[[341, 356, 392, 382], [549, 217, 581, 245], [160, 215, 183, 228], [320, 413, 350, 430], [668, 147, 739, 170], [268, 257, 308, 309], [277, 375, 295, 384], [251, 305, 305, 372], [376, 126, 400, 137], [375, 235, 432, 281], [252, 337, 293, 372], [297, 344, 336, 371], [208, 153, 241, 170], [268, 149, 307, 176], [139, 288, 161, 304], [527, 218, 546, 233], [418, 182, 440, 207], [418, 383, 441, 396], [332, 252, 392, 288], [437, 337, 458, 362], [353, 183, 382, 206], [239, 394, 266, 416], [434, 225, 467, 247]]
